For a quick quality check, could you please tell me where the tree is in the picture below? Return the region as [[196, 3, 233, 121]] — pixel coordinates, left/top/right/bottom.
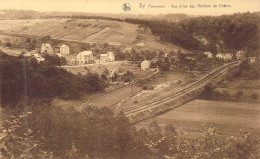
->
[[5, 42, 11, 47], [42, 35, 51, 43], [0, 112, 54, 158], [235, 91, 244, 99], [201, 84, 215, 99], [26, 38, 31, 43]]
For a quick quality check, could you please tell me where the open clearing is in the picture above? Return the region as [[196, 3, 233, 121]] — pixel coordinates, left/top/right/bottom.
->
[[136, 100, 260, 139]]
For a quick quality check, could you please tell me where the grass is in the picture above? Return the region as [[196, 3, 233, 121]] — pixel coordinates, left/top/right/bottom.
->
[[137, 100, 260, 139]]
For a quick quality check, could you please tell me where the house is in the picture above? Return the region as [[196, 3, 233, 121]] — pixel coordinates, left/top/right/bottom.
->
[[107, 52, 115, 62], [33, 53, 45, 63], [236, 50, 245, 60], [204, 52, 213, 58], [41, 43, 53, 55], [76, 51, 94, 65], [100, 54, 109, 63], [248, 57, 256, 64], [216, 53, 233, 61], [60, 45, 70, 54], [141, 60, 151, 70]]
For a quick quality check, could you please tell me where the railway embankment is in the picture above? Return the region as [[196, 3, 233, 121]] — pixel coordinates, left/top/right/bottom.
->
[[128, 61, 240, 124]]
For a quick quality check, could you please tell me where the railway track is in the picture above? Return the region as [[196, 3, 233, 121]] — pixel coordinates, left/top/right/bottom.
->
[[119, 61, 239, 117]]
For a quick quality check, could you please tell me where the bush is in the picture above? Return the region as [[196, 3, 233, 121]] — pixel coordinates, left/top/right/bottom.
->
[[222, 90, 230, 97], [5, 42, 11, 47], [251, 93, 258, 100], [236, 91, 244, 99], [201, 84, 215, 99]]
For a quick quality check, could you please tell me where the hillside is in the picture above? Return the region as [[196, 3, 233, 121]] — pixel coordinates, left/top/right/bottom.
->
[[0, 18, 183, 52]]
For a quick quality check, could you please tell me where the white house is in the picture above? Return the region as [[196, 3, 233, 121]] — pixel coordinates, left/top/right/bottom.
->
[[107, 52, 115, 62], [60, 44, 70, 54], [236, 50, 245, 60], [216, 53, 233, 61], [141, 60, 151, 70], [41, 43, 53, 55], [204, 52, 213, 58], [100, 54, 109, 63], [76, 51, 94, 65], [248, 57, 256, 64]]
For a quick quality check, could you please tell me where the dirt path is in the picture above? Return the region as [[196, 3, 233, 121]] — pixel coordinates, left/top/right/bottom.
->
[[82, 27, 111, 43]]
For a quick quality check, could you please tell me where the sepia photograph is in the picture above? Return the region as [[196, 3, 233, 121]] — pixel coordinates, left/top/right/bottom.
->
[[0, 0, 259, 158]]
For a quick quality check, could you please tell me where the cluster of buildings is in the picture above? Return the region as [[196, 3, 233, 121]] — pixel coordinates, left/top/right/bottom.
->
[[25, 42, 257, 68], [22, 43, 70, 63], [204, 50, 256, 63], [72, 51, 115, 65], [39, 43, 116, 65]]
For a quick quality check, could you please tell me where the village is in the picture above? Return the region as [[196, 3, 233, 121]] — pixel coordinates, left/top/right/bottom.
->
[[0, 9, 259, 158]]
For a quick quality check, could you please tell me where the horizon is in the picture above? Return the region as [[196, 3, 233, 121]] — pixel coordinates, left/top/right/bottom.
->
[[0, 0, 259, 16]]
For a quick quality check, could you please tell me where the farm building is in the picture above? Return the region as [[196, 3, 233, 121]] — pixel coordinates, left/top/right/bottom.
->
[[100, 54, 109, 63], [60, 45, 70, 54], [204, 52, 213, 58], [216, 53, 233, 61], [41, 43, 53, 55], [107, 52, 115, 62], [141, 60, 151, 70], [248, 57, 256, 63], [76, 51, 94, 65]]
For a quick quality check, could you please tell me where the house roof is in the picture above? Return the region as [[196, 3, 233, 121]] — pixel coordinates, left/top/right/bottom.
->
[[217, 53, 232, 56], [60, 44, 69, 48], [107, 52, 114, 55], [100, 54, 108, 57], [42, 43, 51, 47], [79, 51, 92, 55], [141, 60, 150, 64]]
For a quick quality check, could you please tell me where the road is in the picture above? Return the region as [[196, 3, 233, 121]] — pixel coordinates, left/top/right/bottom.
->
[[119, 61, 239, 117]]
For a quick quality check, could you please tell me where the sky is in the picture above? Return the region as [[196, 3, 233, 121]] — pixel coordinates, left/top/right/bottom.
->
[[0, 0, 259, 15]]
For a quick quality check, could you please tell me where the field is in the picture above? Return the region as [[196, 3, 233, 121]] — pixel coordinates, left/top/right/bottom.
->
[[0, 18, 182, 51], [137, 100, 260, 139], [215, 79, 260, 103]]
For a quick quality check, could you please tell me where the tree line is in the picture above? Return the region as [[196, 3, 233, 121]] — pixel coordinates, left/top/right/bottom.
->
[[0, 51, 106, 107], [1, 105, 259, 159], [56, 12, 259, 56]]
